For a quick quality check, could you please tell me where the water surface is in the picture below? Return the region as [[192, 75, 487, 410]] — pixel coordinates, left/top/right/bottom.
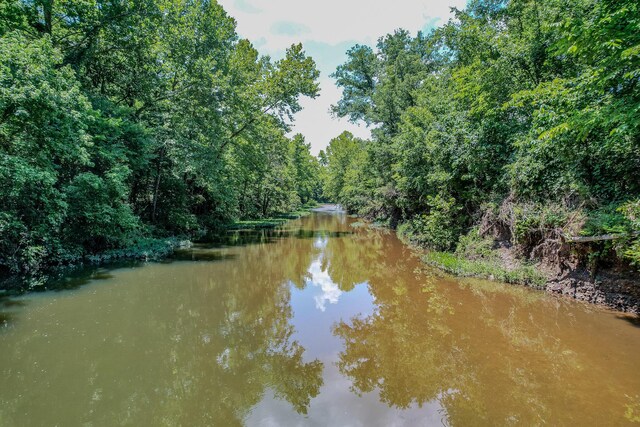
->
[[1, 212, 639, 425]]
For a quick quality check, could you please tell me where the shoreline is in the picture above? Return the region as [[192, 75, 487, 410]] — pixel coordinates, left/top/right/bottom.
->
[[420, 249, 640, 314], [358, 217, 640, 314], [0, 204, 322, 294]]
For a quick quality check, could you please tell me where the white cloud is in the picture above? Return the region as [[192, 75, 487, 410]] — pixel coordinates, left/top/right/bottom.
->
[[218, 0, 467, 154], [293, 78, 371, 155], [221, 0, 466, 53]]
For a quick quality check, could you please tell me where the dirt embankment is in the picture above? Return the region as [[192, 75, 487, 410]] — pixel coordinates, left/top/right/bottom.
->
[[546, 268, 640, 313], [480, 209, 640, 314]]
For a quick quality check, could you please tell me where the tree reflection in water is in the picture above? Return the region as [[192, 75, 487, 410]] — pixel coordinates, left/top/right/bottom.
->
[[1, 213, 639, 426], [329, 227, 639, 425], [0, 220, 327, 426]]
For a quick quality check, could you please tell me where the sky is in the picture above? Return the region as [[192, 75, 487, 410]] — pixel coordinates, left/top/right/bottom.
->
[[217, 0, 467, 155]]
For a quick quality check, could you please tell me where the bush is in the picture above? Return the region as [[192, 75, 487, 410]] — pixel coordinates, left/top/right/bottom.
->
[[582, 205, 630, 236], [455, 227, 497, 260], [423, 252, 547, 288], [397, 195, 462, 251], [64, 170, 140, 252], [619, 200, 640, 265], [511, 203, 571, 245]]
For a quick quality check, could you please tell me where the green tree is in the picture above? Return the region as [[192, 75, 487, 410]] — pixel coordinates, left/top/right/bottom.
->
[[0, 0, 320, 276], [327, 0, 640, 263]]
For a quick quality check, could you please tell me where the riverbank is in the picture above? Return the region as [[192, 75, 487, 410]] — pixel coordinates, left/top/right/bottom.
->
[[420, 246, 640, 314], [386, 220, 640, 313], [421, 251, 547, 288], [0, 203, 320, 293]]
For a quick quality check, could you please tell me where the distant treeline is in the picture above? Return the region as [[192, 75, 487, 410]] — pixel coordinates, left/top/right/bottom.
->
[[0, 0, 322, 275], [322, 0, 640, 265]]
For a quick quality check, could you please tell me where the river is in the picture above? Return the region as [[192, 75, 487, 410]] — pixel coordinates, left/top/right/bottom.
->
[[1, 210, 639, 425]]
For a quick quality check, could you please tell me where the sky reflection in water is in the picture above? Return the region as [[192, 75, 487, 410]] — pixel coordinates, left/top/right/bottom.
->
[[0, 212, 639, 426]]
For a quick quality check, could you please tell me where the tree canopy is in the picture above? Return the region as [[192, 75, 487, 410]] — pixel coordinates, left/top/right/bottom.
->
[[325, 0, 640, 263], [0, 0, 322, 275]]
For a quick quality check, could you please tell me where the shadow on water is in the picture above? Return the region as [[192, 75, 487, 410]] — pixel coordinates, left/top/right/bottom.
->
[[2, 298, 26, 308], [47, 268, 119, 291], [0, 294, 21, 328], [170, 250, 238, 262], [0, 262, 137, 297], [176, 228, 353, 262], [0, 312, 12, 328], [617, 314, 640, 328], [201, 228, 353, 248], [0, 216, 354, 297]]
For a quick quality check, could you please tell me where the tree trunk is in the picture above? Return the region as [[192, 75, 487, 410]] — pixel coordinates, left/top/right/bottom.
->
[[43, 0, 53, 35], [151, 147, 166, 223], [262, 192, 270, 217]]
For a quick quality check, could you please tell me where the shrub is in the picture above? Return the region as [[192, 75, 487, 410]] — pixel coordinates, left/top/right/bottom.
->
[[455, 227, 497, 260], [397, 195, 462, 251], [619, 200, 640, 265]]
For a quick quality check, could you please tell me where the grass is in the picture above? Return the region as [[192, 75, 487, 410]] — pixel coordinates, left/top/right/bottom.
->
[[226, 202, 319, 230], [422, 251, 547, 288], [227, 218, 290, 230]]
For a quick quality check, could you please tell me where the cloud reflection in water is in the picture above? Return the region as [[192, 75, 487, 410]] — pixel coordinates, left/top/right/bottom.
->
[[307, 236, 343, 312]]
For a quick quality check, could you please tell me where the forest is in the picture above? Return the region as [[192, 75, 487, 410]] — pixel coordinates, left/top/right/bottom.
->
[[0, 0, 323, 277], [322, 0, 640, 279], [1, 1, 639, 423], [1, 0, 639, 283]]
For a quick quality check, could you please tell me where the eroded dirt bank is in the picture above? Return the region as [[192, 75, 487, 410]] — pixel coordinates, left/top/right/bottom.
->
[[480, 212, 640, 314], [545, 264, 640, 313]]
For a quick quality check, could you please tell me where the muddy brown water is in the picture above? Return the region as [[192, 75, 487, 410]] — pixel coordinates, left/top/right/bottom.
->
[[1, 212, 639, 426]]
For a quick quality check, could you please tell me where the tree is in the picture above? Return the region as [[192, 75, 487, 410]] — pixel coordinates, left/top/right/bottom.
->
[[327, 0, 640, 261], [0, 0, 320, 275]]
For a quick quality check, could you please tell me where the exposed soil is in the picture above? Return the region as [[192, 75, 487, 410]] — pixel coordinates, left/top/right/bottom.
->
[[545, 266, 640, 314], [480, 209, 640, 313]]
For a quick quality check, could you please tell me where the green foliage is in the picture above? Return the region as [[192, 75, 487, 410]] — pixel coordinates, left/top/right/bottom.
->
[[288, 135, 320, 205], [618, 200, 640, 265], [0, 33, 91, 274], [331, 44, 377, 124], [582, 205, 630, 236], [423, 252, 547, 288], [0, 158, 62, 224], [397, 195, 462, 251], [323, 0, 639, 274], [435, 226, 547, 287], [0, 0, 320, 276], [322, 131, 371, 213], [0, 1, 27, 36], [64, 170, 140, 250], [510, 203, 570, 244], [455, 228, 497, 261]]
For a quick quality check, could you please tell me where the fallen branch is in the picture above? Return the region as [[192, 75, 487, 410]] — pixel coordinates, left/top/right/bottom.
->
[[564, 231, 640, 243]]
